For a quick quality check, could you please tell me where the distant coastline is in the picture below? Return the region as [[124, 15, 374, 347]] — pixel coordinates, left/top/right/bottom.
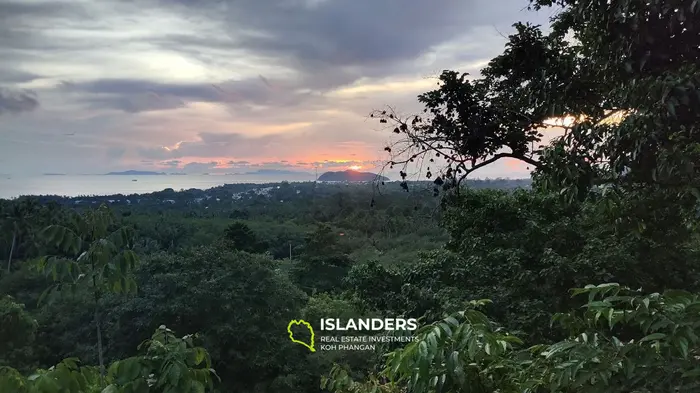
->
[[0, 175, 532, 200]]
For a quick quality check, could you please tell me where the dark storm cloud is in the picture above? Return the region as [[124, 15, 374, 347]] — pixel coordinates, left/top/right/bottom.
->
[[0, 87, 39, 115]]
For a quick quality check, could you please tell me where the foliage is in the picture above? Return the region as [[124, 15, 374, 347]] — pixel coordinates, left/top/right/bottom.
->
[[0, 326, 217, 393], [103, 325, 218, 393], [0, 295, 38, 370], [36, 204, 140, 384], [323, 284, 700, 393], [37, 204, 139, 299], [290, 224, 355, 294], [221, 221, 268, 253], [0, 358, 101, 393], [0, 182, 455, 393], [373, 0, 700, 209], [0, 198, 62, 274], [441, 188, 700, 339], [0, 295, 37, 353], [102, 246, 309, 393]]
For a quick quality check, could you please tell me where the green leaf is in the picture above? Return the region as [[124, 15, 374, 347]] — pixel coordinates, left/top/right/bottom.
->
[[639, 333, 666, 342], [690, 188, 700, 202], [678, 337, 689, 359], [418, 341, 428, 360], [101, 385, 120, 393], [667, 101, 676, 118], [682, 368, 700, 378], [444, 316, 460, 327]]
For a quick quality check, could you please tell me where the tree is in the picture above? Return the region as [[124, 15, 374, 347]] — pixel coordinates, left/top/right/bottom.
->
[[0, 325, 218, 393], [36, 204, 139, 387], [374, 0, 699, 207], [1, 197, 41, 274], [323, 284, 700, 393], [103, 325, 218, 393], [0, 296, 38, 369], [290, 224, 354, 294], [103, 246, 308, 393], [222, 221, 267, 253], [356, 0, 700, 346]]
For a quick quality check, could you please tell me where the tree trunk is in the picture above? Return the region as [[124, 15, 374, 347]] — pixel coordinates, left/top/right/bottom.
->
[[92, 273, 105, 386], [7, 230, 16, 274], [94, 306, 105, 383]]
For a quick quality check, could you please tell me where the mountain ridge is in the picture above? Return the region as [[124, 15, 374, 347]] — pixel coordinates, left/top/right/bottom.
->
[[317, 170, 389, 182]]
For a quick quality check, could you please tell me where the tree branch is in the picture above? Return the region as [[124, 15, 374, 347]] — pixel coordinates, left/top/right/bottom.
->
[[458, 153, 540, 185]]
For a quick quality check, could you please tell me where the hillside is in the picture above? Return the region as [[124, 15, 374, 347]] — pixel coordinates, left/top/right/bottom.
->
[[318, 170, 389, 182]]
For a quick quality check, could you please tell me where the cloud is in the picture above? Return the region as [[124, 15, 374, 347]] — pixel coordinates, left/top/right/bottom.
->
[[156, 160, 381, 174], [0, 88, 39, 115], [182, 161, 218, 172], [138, 132, 280, 160], [55, 76, 329, 113], [143, 0, 548, 91], [106, 146, 126, 159], [156, 159, 320, 175], [161, 160, 183, 167], [0, 68, 43, 84], [0, 0, 553, 177]]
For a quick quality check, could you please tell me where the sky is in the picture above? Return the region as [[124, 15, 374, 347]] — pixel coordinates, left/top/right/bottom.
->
[[0, 0, 561, 179]]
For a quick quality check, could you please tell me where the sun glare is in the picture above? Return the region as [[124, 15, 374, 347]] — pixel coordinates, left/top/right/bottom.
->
[[348, 165, 362, 171], [542, 110, 630, 128]]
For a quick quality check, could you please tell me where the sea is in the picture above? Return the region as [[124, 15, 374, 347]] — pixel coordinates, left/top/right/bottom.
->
[[0, 174, 318, 200]]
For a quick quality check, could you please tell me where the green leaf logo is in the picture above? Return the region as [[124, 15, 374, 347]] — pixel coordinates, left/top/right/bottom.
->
[[287, 319, 315, 352]]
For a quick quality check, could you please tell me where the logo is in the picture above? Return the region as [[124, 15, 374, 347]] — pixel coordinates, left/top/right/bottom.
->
[[287, 319, 315, 352], [287, 318, 418, 352], [320, 318, 419, 331]]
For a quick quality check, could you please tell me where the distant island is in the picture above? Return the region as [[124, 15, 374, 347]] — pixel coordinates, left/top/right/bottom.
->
[[318, 170, 389, 182], [43, 173, 66, 176], [105, 170, 166, 176]]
